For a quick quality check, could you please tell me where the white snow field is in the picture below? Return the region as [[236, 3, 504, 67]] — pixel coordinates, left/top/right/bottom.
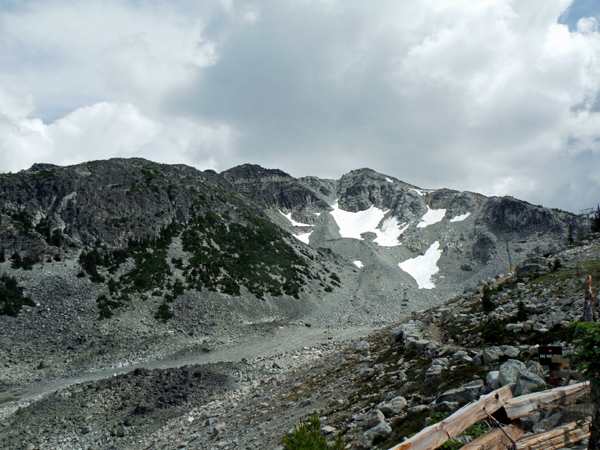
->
[[353, 261, 364, 268], [330, 202, 385, 240], [398, 241, 443, 289], [385, 177, 394, 183], [292, 232, 312, 244], [280, 211, 312, 227], [450, 212, 471, 222], [330, 201, 406, 247], [373, 217, 409, 247], [417, 206, 446, 228]]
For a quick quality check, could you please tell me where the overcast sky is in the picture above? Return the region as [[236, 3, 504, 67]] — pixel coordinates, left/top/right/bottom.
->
[[1, 0, 599, 213]]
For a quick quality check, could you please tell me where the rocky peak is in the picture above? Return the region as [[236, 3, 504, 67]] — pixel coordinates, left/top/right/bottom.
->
[[220, 164, 292, 182]]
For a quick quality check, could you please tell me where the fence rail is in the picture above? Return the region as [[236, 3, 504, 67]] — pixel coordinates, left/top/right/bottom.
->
[[388, 382, 590, 450]]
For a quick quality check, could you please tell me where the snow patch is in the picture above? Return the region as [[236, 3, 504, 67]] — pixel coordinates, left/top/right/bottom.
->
[[410, 188, 436, 196], [353, 260, 364, 268], [385, 177, 394, 183], [398, 241, 443, 289], [330, 202, 385, 240], [280, 211, 312, 227], [450, 212, 471, 222], [373, 217, 409, 247], [417, 206, 446, 228], [329, 201, 406, 247], [293, 232, 312, 244]]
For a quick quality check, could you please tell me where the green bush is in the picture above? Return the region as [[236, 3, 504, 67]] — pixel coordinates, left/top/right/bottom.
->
[[482, 318, 506, 344], [283, 411, 344, 450], [516, 300, 528, 322], [481, 285, 495, 312]]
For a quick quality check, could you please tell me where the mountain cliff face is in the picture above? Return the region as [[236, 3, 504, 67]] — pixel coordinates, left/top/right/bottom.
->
[[0, 158, 588, 390]]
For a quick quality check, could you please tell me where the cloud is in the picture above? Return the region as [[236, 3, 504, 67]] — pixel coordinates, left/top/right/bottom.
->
[[0, 92, 163, 171], [1, 0, 600, 212]]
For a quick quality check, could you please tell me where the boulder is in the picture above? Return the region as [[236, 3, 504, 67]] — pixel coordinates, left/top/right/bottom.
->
[[433, 401, 458, 413], [498, 360, 527, 387], [362, 422, 392, 447], [521, 412, 542, 432], [355, 340, 370, 352], [451, 351, 473, 364], [532, 412, 562, 433], [363, 410, 386, 429], [486, 371, 501, 390], [514, 371, 545, 395], [483, 347, 503, 364], [378, 396, 408, 417], [436, 380, 483, 404], [502, 345, 520, 358]]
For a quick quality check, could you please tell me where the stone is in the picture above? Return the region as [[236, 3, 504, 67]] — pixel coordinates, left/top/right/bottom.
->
[[486, 371, 501, 390], [436, 380, 483, 404], [502, 345, 520, 358], [414, 340, 430, 353], [532, 412, 562, 433], [362, 422, 392, 447], [515, 371, 545, 395], [433, 401, 458, 413], [482, 347, 503, 364], [355, 340, 370, 352], [521, 412, 542, 431], [498, 360, 527, 387], [321, 425, 337, 435], [378, 396, 408, 417], [407, 405, 430, 414], [451, 351, 473, 364], [526, 361, 545, 377], [365, 410, 386, 428]]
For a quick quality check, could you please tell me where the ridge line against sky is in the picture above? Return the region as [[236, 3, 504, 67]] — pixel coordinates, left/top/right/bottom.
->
[[0, 0, 599, 213]]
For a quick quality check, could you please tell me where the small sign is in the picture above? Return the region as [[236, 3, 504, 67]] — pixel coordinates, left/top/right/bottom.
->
[[539, 346, 562, 365]]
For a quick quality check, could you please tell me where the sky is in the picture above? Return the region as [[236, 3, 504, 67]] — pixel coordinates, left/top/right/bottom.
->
[[1, 0, 600, 213]]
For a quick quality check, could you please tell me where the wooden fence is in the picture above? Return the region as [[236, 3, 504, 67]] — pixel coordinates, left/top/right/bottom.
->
[[389, 381, 590, 450]]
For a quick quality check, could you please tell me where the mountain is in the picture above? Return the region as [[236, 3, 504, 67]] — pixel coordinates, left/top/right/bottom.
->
[[0, 159, 588, 387]]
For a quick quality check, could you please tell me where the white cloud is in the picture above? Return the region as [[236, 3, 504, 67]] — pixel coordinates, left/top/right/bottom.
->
[[1, 0, 600, 212], [0, 96, 162, 171]]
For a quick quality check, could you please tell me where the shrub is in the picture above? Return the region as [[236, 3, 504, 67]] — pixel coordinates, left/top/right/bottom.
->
[[0, 274, 35, 316], [516, 301, 528, 322], [283, 411, 344, 450], [481, 285, 495, 312], [483, 318, 505, 344]]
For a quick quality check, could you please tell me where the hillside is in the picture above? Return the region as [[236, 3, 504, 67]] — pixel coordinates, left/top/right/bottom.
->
[[1, 225, 597, 450]]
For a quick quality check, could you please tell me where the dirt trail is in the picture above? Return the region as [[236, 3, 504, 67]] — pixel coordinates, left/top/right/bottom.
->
[[0, 324, 376, 409]]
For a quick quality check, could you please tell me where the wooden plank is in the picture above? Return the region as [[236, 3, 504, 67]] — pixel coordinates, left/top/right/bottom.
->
[[504, 382, 590, 420], [551, 370, 582, 380], [462, 422, 524, 450], [389, 386, 513, 450], [516, 419, 590, 450]]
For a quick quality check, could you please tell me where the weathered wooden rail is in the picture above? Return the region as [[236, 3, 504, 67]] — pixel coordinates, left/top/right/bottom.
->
[[389, 382, 590, 450]]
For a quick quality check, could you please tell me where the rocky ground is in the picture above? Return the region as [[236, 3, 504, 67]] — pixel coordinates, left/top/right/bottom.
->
[[0, 233, 597, 449]]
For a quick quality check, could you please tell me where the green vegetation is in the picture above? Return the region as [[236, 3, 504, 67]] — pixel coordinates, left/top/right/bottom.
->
[[283, 411, 344, 450], [0, 274, 35, 316], [481, 285, 495, 312], [10, 251, 40, 270], [181, 211, 309, 299]]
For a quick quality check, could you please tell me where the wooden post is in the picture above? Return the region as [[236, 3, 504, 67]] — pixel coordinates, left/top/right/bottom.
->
[[462, 422, 524, 450], [389, 386, 513, 450], [516, 419, 591, 450], [504, 382, 590, 420]]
